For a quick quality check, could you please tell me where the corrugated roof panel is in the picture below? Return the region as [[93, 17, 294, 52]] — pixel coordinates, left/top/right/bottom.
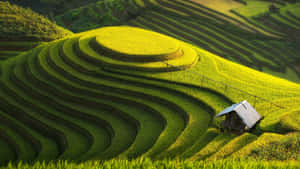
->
[[216, 100, 262, 129], [237, 101, 261, 128], [216, 102, 241, 117]]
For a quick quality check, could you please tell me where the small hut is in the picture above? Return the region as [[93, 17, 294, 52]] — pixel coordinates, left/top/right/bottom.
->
[[216, 100, 262, 132]]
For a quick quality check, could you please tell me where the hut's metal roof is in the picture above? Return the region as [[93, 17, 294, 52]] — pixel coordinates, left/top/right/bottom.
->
[[216, 102, 240, 117], [216, 100, 262, 128]]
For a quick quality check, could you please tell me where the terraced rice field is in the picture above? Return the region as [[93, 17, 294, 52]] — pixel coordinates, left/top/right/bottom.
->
[[0, 1, 72, 60], [0, 1, 72, 41], [0, 26, 299, 164], [0, 42, 42, 60], [126, 0, 300, 83], [0, 26, 231, 163], [230, 0, 300, 39]]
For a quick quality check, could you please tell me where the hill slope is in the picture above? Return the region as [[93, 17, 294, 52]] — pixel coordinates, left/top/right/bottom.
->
[[125, 0, 300, 83], [5, 0, 300, 83], [0, 1, 72, 41], [0, 1, 72, 60], [0, 26, 299, 164]]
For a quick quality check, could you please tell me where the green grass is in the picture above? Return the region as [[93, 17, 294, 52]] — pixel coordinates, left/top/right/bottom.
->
[[2, 158, 300, 169], [280, 110, 300, 132]]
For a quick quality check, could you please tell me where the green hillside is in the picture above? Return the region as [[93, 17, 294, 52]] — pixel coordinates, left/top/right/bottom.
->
[[55, 0, 140, 32], [0, 26, 299, 165], [0, 1, 72, 41], [6, 0, 300, 83], [0, 0, 299, 167], [6, 0, 142, 33], [124, 0, 300, 83], [0, 1, 72, 60]]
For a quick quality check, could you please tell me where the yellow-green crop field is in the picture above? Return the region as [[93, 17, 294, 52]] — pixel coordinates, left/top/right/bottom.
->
[[0, 0, 299, 168], [0, 25, 299, 166]]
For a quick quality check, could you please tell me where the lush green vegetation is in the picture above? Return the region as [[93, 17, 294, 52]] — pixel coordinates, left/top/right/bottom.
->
[[55, 0, 139, 33], [5, 0, 99, 15], [0, 0, 299, 168], [0, 1, 72, 60], [2, 158, 300, 169], [0, 1, 72, 41], [0, 25, 299, 166], [124, 0, 300, 83], [232, 132, 300, 161], [6, 0, 300, 82]]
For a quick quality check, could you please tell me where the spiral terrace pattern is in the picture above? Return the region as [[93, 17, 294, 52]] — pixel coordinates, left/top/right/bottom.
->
[[0, 26, 234, 162]]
